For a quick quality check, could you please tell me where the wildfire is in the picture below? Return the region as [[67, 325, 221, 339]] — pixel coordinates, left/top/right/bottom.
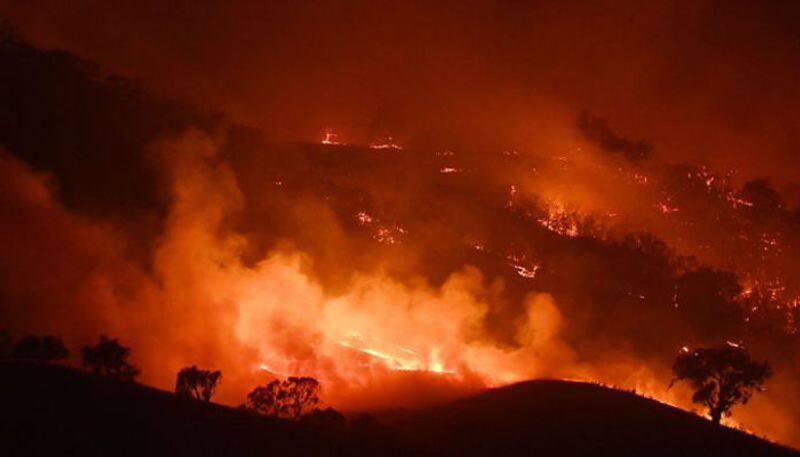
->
[[321, 128, 344, 145], [355, 211, 373, 224], [354, 210, 408, 245], [507, 253, 540, 279], [727, 195, 755, 208], [656, 201, 680, 214], [337, 332, 454, 374], [5, 9, 800, 451], [632, 173, 649, 185], [537, 202, 580, 238], [369, 135, 403, 150]]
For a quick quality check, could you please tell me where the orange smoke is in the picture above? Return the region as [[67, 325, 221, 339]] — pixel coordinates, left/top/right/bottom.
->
[[0, 128, 796, 446], [0, 133, 670, 407], [2, 1, 800, 448], [144, 131, 583, 409]]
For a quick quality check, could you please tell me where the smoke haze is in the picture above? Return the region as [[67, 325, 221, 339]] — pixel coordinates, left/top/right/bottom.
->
[[1, 0, 800, 447]]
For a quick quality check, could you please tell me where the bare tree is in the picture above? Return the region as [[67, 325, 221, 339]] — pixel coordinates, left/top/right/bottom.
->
[[672, 344, 771, 424], [244, 376, 320, 420], [175, 365, 222, 402], [81, 335, 140, 382], [12, 335, 69, 364]]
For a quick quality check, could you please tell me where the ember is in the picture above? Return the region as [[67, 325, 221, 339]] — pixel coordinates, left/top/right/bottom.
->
[[2, 3, 800, 449]]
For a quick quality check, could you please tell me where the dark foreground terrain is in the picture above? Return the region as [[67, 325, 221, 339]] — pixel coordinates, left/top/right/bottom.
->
[[0, 362, 397, 457], [1, 362, 796, 457], [384, 379, 800, 457]]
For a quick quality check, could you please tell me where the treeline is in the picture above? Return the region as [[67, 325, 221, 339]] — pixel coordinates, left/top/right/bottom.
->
[[0, 330, 773, 428], [0, 333, 138, 381], [0, 332, 357, 429]]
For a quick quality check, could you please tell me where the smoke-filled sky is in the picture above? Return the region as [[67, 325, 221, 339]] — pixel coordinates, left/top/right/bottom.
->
[[2, 0, 800, 448], [3, 0, 800, 183]]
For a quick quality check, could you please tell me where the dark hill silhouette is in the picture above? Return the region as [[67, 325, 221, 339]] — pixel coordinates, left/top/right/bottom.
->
[[2, 24, 800, 455], [2, 363, 796, 456], [0, 362, 402, 457], [380, 379, 799, 457]]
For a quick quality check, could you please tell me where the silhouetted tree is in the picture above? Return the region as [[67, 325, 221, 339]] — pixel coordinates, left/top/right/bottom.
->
[[300, 407, 347, 432], [0, 331, 11, 359], [12, 335, 69, 364], [81, 335, 139, 381], [672, 344, 771, 424], [675, 268, 744, 341], [351, 413, 379, 430], [739, 179, 784, 215], [577, 111, 652, 161], [1, 22, 215, 258], [350, 413, 393, 446], [244, 376, 320, 420], [175, 365, 222, 402]]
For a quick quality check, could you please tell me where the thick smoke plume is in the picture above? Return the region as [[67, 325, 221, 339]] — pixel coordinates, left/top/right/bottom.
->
[[2, 120, 798, 443], [0, 132, 623, 411], [1, 1, 800, 447]]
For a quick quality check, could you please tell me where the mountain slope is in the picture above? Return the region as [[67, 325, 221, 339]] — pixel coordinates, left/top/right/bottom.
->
[[382, 379, 799, 457], [0, 362, 398, 457], [2, 362, 796, 456]]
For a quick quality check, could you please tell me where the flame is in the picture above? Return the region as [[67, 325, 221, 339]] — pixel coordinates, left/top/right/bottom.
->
[[537, 201, 580, 238], [506, 253, 540, 279], [354, 210, 407, 245], [656, 201, 680, 214], [336, 332, 454, 374], [369, 136, 403, 150], [2, 130, 797, 444], [321, 128, 344, 145]]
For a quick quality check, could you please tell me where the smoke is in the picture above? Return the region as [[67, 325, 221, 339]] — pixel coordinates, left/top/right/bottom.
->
[[2, 1, 800, 446], [125, 131, 589, 409], [1, 105, 799, 448], [0, 131, 575, 407], [4, 0, 800, 182], [0, 123, 794, 443]]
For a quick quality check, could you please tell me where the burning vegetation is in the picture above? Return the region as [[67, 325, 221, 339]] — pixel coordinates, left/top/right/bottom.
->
[[2, 4, 800, 449]]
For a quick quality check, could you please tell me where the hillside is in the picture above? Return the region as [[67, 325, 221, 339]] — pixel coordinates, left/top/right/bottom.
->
[[384, 380, 800, 456], [1, 22, 800, 451], [0, 362, 400, 457], [1, 362, 796, 456]]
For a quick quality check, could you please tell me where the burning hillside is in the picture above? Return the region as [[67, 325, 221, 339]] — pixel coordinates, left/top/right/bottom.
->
[[2, 1, 800, 450]]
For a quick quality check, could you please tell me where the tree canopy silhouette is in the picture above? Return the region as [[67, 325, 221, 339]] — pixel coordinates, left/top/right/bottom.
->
[[175, 365, 222, 402], [244, 376, 320, 420], [12, 335, 69, 364], [81, 335, 140, 381], [672, 344, 771, 424], [300, 407, 347, 432], [0, 331, 12, 359]]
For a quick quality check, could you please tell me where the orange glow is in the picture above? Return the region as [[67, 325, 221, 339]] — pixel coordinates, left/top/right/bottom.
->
[[536, 201, 580, 238], [321, 128, 344, 145], [369, 136, 403, 150], [4, 4, 800, 445], [2, 126, 798, 445]]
